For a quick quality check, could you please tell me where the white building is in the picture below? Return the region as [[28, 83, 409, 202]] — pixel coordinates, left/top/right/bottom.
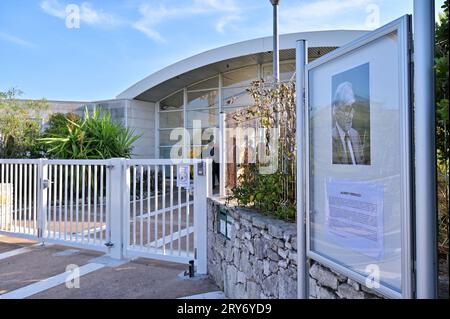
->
[[43, 30, 368, 159]]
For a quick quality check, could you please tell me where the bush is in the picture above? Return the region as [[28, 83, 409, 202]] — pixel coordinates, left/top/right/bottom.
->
[[43, 112, 81, 137], [40, 107, 141, 159], [229, 163, 296, 221], [227, 80, 296, 222], [0, 88, 47, 158]]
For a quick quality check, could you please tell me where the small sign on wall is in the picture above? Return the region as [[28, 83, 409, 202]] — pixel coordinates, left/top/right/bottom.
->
[[177, 165, 190, 189], [218, 207, 232, 240]]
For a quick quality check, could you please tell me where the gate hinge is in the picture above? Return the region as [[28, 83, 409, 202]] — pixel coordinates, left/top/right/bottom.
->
[[194, 248, 197, 259]]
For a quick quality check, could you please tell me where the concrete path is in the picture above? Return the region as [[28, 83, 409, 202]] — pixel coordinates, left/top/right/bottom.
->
[[0, 235, 220, 299]]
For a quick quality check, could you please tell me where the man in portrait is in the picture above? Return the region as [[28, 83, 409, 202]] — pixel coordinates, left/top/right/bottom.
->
[[332, 82, 366, 165]]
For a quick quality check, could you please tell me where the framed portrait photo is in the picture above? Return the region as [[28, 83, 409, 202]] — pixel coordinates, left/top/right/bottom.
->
[[305, 15, 413, 299]]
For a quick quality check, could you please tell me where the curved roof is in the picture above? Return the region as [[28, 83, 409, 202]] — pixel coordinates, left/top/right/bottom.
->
[[118, 30, 368, 102]]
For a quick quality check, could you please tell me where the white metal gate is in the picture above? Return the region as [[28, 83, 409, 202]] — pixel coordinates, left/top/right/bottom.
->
[[0, 159, 111, 252], [122, 160, 211, 270], [0, 158, 211, 273]]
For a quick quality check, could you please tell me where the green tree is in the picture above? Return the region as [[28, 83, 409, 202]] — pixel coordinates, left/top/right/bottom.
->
[[0, 88, 48, 158]]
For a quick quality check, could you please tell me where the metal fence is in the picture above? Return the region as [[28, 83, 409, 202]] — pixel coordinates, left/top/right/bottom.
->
[[0, 158, 211, 273]]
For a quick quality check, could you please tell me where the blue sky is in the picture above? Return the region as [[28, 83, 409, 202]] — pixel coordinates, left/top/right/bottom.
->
[[0, 0, 445, 101]]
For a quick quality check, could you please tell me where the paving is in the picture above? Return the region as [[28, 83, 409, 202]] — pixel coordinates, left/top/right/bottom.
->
[[0, 235, 221, 299]]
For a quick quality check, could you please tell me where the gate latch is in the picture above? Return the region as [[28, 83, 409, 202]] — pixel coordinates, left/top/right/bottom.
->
[[105, 241, 114, 248], [197, 162, 205, 176], [42, 179, 52, 190]]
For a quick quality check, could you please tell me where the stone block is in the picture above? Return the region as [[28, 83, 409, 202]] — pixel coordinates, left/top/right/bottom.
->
[[247, 281, 262, 299], [262, 275, 279, 297], [267, 249, 280, 262], [268, 223, 284, 239], [337, 284, 365, 299], [317, 286, 337, 299], [278, 269, 297, 299], [254, 238, 266, 260], [309, 263, 339, 290]]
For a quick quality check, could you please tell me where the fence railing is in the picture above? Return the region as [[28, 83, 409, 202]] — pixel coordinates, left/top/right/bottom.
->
[[0, 158, 211, 273]]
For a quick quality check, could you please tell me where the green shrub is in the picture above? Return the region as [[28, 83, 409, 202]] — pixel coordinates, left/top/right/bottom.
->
[[40, 107, 141, 159], [0, 88, 47, 158], [43, 112, 81, 137]]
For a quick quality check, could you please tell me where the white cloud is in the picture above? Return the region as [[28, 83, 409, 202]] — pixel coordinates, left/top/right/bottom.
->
[[133, 0, 242, 42], [0, 32, 34, 47], [279, 0, 381, 33], [40, 0, 119, 27], [40, 0, 66, 19]]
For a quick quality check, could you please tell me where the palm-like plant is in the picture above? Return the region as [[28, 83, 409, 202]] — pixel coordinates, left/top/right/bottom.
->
[[40, 108, 141, 159]]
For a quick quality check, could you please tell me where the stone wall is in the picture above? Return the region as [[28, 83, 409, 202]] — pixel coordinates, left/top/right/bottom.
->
[[207, 198, 383, 299], [308, 261, 382, 299], [207, 198, 298, 299]]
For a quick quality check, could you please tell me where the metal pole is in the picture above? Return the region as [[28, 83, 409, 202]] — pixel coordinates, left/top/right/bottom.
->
[[413, 0, 438, 299], [272, 0, 280, 83], [296, 39, 308, 299], [219, 112, 226, 198]]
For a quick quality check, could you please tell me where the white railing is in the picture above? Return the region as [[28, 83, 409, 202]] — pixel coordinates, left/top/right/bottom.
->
[[0, 160, 39, 238], [0, 159, 110, 252], [0, 158, 211, 273]]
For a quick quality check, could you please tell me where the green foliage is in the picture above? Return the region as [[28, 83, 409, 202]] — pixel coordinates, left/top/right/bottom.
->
[[40, 107, 141, 159], [229, 163, 296, 221], [436, 1, 449, 257], [0, 88, 48, 158], [227, 81, 297, 222], [43, 112, 81, 137]]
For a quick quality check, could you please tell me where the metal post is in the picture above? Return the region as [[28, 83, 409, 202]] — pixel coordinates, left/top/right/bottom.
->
[[296, 40, 308, 299], [413, 0, 438, 299], [219, 112, 226, 198], [38, 159, 48, 240], [194, 160, 212, 275], [271, 0, 280, 83], [109, 158, 125, 260]]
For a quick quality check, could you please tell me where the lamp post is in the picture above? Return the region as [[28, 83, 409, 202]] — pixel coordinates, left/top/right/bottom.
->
[[270, 0, 280, 83]]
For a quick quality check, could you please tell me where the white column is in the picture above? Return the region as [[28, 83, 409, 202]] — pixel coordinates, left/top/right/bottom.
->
[[108, 158, 126, 260], [413, 0, 438, 299], [194, 160, 211, 275]]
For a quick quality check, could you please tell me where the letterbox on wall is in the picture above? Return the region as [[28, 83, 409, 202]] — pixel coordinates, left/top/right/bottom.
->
[[217, 207, 232, 240]]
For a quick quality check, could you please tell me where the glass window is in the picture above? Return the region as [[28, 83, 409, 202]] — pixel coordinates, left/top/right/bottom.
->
[[188, 76, 219, 91], [187, 109, 218, 128], [222, 87, 254, 107], [189, 146, 207, 159], [263, 62, 296, 82], [160, 91, 183, 111], [159, 147, 179, 159], [222, 66, 258, 88], [159, 129, 183, 147], [159, 111, 183, 129], [187, 128, 218, 146], [221, 106, 249, 115], [187, 90, 219, 110]]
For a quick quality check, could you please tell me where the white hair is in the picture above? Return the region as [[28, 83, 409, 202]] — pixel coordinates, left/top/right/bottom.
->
[[333, 82, 356, 108]]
